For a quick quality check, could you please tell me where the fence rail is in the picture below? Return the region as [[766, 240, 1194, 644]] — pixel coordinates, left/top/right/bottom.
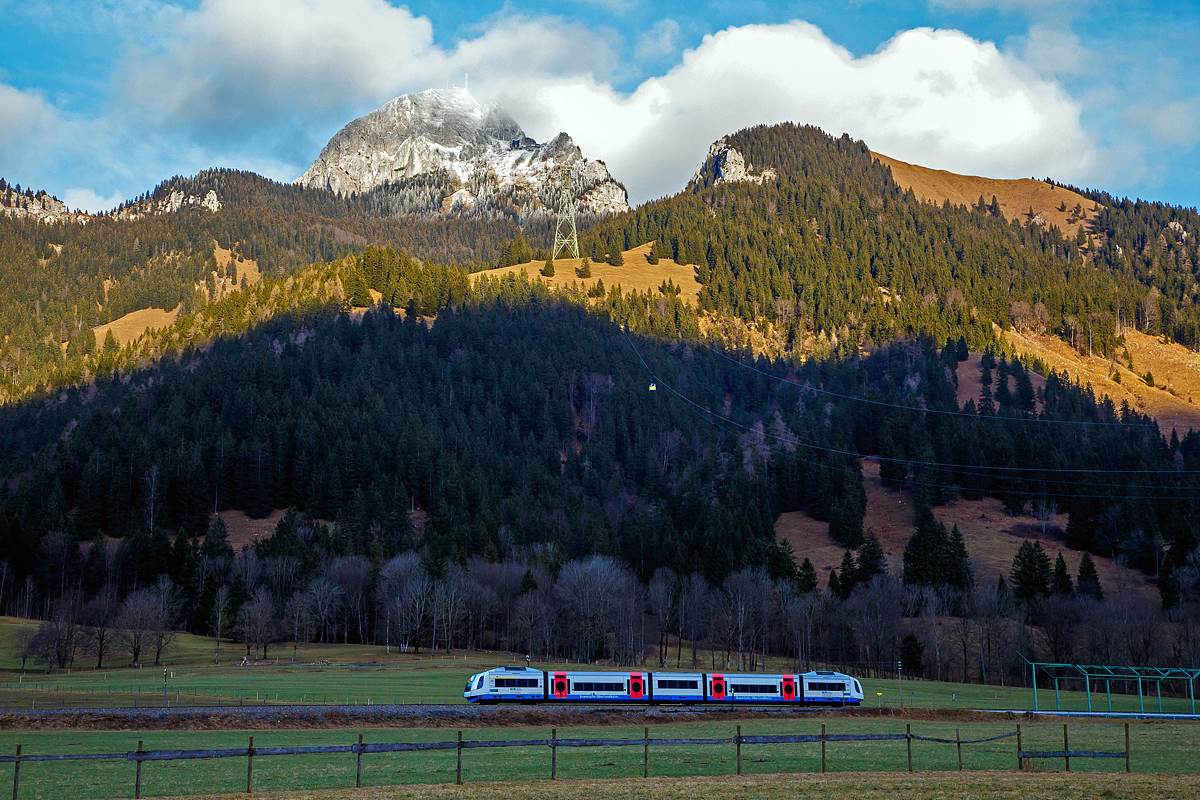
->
[[3, 722, 1132, 799]]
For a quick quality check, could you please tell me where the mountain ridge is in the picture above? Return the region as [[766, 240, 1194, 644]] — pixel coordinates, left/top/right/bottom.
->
[[295, 88, 629, 218]]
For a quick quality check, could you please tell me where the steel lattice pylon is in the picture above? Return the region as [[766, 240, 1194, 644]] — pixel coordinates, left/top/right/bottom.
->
[[551, 166, 579, 261]]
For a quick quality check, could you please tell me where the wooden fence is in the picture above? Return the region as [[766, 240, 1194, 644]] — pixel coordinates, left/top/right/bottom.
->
[[1, 723, 1132, 799]]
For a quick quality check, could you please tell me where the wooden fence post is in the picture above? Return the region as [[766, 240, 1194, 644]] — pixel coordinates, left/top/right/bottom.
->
[[456, 730, 462, 785], [135, 741, 143, 800], [355, 734, 363, 788], [643, 727, 649, 778], [906, 724, 913, 772], [736, 726, 741, 776], [11, 745, 19, 800], [246, 736, 253, 794], [1063, 724, 1070, 772], [1016, 725, 1022, 771], [821, 724, 826, 774], [1125, 723, 1131, 773], [956, 729, 962, 771], [551, 729, 557, 780]]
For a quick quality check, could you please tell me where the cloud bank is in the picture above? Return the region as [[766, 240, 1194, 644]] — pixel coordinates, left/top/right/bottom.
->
[[2, 0, 1102, 209]]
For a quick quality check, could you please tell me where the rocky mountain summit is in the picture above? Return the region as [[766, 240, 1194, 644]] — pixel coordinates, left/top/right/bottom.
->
[[111, 189, 221, 221], [295, 88, 628, 218], [1, 182, 87, 223], [690, 137, 777, 189]]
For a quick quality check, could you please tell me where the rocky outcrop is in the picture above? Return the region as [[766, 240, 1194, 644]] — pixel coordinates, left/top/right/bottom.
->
[[691, 138, 777, 188], [295, 88, 628, 218], [111, 190, 221, 221], [1, 186, 86, 223]]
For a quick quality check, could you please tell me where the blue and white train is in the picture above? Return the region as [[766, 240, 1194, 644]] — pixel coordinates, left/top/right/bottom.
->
[[464, 666, 864, 706]]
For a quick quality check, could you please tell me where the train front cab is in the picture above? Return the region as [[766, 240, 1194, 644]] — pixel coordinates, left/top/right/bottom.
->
[[801, 671, 863, 705], [464, 666, 544, 703]]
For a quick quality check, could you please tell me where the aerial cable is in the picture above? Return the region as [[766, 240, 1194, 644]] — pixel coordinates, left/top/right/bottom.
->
[[644, 335, 1199, 477], [624, 327, 1200, 500], [700, 342, 1164, 430]]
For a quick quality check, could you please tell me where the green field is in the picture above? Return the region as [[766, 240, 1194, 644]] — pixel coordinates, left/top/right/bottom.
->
[[2, 617, 1197, 715], [172, 773, 1200, 800], [0, 717, 1192, 800]]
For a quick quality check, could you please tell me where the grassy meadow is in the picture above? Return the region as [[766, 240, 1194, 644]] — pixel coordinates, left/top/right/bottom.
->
[[0, 716, 1193, 799], [2, 617, 1197, 715], [166, 773, 1200, 800]]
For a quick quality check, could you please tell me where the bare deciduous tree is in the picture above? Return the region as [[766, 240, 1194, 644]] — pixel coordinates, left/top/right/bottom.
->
[[237, 586, 277, 661], [329, 556, 371, 644], [306, 576, 343, 645], [283, 591, 312, 663], [647, 568, 677, 667], [117, 589, 160, 666], [81, 584, 120, 669], [212, 584, 230, 664]]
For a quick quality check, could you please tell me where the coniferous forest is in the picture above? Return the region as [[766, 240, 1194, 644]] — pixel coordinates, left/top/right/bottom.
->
[[1, 125, 1199, 682]]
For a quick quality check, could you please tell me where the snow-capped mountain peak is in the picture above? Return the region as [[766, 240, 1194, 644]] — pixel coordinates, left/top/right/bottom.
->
[[295, 88, 627, 217]]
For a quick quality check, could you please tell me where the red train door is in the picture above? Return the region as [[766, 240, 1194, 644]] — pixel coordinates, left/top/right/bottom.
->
[[630, 672, 645, 699], [782, 675, 796, 701], [552, 672, 569, 698], [710, 673, 725, 700]]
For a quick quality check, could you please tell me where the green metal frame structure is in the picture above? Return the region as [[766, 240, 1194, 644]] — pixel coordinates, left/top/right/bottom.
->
[[1020, 654, 1200, 714]]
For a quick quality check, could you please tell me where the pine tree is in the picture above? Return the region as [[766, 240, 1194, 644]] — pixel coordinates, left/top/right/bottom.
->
[[827, 568, 842, 599], [577, 258, 591, 278], [797, 557, 819, 593], [855, 530, 886, 582], [1011, 539, 1052, 600], [837, 549, 858, 599], [900, 633, 924, 675], [903, 507, 949, 587], [945, 524, 974, 591], [542, 256, 555, 277], [1076, 551, 1103, 600], [1052, 552, 1074, 595]]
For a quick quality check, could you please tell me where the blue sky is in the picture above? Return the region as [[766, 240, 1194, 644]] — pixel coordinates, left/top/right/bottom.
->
[[1, 0, 1198, 212]]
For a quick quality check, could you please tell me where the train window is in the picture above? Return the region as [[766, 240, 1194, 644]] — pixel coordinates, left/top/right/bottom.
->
[[656, 680, 698, 690], [730, 684, 778, 694], [495, 678, 540, 688], [570, 682, 626, 692], [475, 676, 484, 690], [806, 682, 846, 692]]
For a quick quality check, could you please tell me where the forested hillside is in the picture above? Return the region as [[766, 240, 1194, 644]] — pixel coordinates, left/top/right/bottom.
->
[[2, 124, 1200, 680], [0, 169, 578, 402], [581, 125, 1200, 361]]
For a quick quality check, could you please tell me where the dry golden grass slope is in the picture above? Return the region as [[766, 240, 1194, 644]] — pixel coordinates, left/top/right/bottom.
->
[[92, 305, 181, 349], [872, 152, 1102, 237], [477, 243, 702, 307], [1003, 327, 1200, 435], [776, 460, 1155, 602]]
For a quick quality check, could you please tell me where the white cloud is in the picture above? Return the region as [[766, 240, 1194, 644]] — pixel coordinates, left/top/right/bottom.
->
[[0, 83, 58, 171], [1011, 24, 1091, 78], [3, 4, 1107, 210], [64, 187, 126, 214], [505, 22, 1096, 202], [635, 18, 681, 62], [114, 0, 611, 163], [1126, 98, 1200, 147]]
